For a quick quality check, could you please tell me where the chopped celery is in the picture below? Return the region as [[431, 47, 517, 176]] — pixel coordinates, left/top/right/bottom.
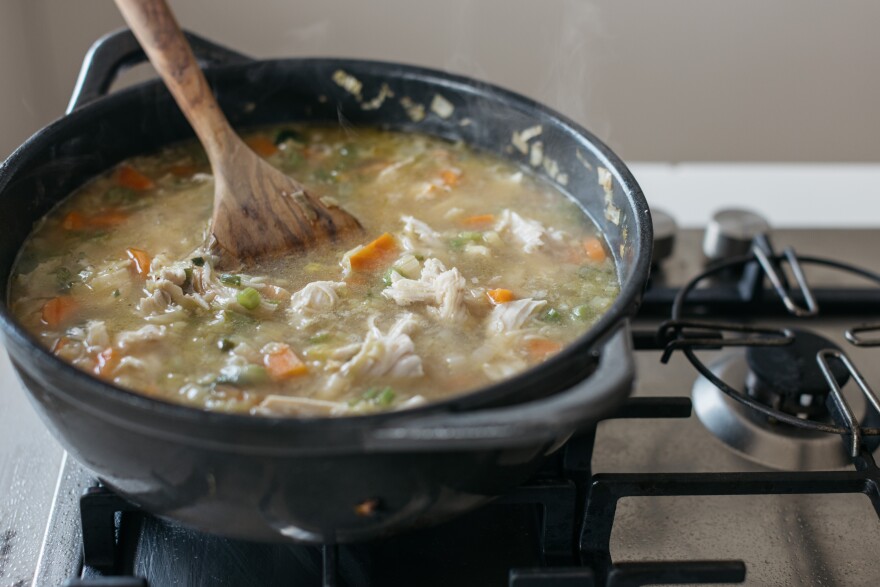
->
[[220, 274, 241, 287]]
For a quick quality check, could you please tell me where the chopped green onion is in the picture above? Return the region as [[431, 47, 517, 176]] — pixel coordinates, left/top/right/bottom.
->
[[191, 256, 205, 267], [362, 387, 381, 401], [572, 305, 591, 321], [218, 338, 235, 352], [355, 386, 395, 407], [237, 287, 261, 310], [308, 333, 332, 345], [220, 274, 241, 286], [112, 289, 121, 298], [450, 231, 483, 249], [382, 267, 400, 287], [541, 308, 563, 323], [376, 387, 396, 406]]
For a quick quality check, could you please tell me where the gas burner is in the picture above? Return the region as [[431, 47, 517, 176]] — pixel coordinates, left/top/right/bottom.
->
[[693, 329, 868, 471], [745, 329, 849, 418]]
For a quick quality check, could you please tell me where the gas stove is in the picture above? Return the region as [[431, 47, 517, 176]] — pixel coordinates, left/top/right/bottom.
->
[[1, 209, 879, 587]]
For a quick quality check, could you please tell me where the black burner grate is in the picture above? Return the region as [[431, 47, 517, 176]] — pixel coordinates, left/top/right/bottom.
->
[[69, 396, 752, 587]]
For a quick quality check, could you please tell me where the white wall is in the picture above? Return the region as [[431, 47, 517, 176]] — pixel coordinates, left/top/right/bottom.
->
[[3, 0, 880, 164]]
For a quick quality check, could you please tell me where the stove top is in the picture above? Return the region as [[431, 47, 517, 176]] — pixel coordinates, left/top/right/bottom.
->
[[2, 215, 879, 587]]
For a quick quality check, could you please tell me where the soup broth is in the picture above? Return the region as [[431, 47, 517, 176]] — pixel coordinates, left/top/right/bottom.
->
[[8, 126, 619, 416]]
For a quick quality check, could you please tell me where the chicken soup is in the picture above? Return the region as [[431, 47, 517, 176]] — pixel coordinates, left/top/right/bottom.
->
[[8, 126, 619, 416]]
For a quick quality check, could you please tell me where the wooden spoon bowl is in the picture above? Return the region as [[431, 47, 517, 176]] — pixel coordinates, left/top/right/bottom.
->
[[115, 0, 363, 270]]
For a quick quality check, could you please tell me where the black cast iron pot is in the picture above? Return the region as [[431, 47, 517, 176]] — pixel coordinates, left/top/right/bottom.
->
[[0, 30, 652, 543]]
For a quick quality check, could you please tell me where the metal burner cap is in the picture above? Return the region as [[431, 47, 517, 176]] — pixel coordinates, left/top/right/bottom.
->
[[746, 329, 849, 399], [692, 351, 868, 471]]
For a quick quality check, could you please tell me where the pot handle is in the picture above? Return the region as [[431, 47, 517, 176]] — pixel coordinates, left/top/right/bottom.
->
[[67, 28, 250, 114], [366, 322, 635, 451]]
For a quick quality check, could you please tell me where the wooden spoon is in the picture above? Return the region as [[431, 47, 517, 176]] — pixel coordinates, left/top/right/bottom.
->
[[114, 0, 362, 270]]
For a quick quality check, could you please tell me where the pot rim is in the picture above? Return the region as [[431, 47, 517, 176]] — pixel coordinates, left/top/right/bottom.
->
[[0, 55, 652, 436]]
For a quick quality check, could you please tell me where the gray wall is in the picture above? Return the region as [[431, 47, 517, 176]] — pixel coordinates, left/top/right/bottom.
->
[[3, 0, 879, 163]]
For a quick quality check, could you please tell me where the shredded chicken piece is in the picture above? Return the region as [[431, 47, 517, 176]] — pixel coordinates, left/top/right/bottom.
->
[[464, 244, 490, 257], [116, 325, 167, 350], [322, 313, 424, 397], [486, 298, 547, 334], [289, 281, 345, 323], [399, 215, 443, 251], [382, 258, 468, 322], [398, 395, 428, 409], [84, 320, 110, 351], [482, 353, 528, 381], [138, 256, 211, 315], [494, 210, 564, 254], [115, 356, 148, 374], [256, 396, 349, 417]]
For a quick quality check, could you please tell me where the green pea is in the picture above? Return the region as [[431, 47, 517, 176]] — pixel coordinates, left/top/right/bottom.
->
[[237, 287, 261, 310]]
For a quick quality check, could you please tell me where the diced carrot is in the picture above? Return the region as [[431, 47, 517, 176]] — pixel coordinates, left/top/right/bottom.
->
[[526, 338, 563, 361], [487, 288, 516, 304], [583, 237, 607, 263], [62, 209, 128, 230], [88, 210, 129, 227], [348, 233, 397, 272], [61, 211, 88, 230], [126, 248, 152, 278], [93, 347, 120, 378], [245, 136, 279, 157], [461, 214, 495, 228], [169, 163, 198, 177], [41, 296, 78, 328], [441, 169, 461, 187], [263, 344, 308, 380], [115, 164, 154, 191]]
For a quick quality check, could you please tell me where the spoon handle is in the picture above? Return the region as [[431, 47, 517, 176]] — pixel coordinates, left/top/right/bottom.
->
[[114, 0, 236, 162]]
